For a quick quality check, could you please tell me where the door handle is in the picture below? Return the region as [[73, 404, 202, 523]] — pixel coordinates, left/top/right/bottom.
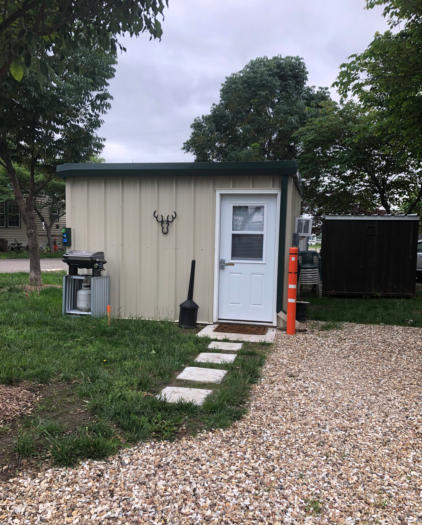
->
[[219, 258, 235, 269]]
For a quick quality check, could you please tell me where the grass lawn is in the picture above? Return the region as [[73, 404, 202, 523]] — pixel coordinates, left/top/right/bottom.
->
[[306, 283, 422, 328], [0, 272, 267, 475]]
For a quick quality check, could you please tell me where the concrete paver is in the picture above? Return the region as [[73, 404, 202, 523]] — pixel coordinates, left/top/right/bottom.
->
[[176, 366, 227, 384], [198, 324, 277, 343], [208, 341, 242, 351], [158, 386, 212, 406], [195, 353, 237, 364]]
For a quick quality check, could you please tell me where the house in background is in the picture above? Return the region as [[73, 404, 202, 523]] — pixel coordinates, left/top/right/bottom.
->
[[0, 199, 66, 251], [60, 161, 301, 324]]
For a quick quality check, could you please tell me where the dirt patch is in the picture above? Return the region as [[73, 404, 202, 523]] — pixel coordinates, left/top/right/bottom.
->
[[0, 382, 95, 481], [214, 323, 268, 335], [0, 384, 39, 425]]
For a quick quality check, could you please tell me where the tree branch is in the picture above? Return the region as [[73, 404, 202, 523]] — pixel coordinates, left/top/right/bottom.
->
[[405, 180, 422, 214], [0, 0, 39, 33], [0, 140, 28, 225]]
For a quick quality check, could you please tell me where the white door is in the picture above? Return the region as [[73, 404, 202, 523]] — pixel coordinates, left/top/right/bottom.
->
[[218, 194, 278, 323]]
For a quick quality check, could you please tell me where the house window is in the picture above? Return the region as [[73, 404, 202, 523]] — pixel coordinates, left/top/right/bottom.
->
[[0, 201, 21, 228], [7, 201, 20, 227], [50, 205, 60, 222], [0, 202, 5, 228]]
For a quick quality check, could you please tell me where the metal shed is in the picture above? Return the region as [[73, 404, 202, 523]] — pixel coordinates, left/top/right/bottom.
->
[[321, 215, 419, 297], [59, 161, 302, 325]]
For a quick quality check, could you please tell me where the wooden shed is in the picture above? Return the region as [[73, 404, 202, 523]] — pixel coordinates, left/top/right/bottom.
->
[[59, 161, 301, 325], [321, 215, 419, 297]]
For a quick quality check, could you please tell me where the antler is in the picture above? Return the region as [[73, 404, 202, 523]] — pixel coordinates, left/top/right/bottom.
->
[[153, 210, 177, 234], [167, 211, 177, 223]]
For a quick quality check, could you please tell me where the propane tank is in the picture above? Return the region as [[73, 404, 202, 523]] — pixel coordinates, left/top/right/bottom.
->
[[76, 279, 91, 312]]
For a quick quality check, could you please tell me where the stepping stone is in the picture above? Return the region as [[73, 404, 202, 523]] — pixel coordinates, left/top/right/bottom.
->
[[208, 341, 243, 351], [195, 352, 237, 364], [177, 366, 227, 384], [197, 324, 277, 343], [158, 386, 212, 406]]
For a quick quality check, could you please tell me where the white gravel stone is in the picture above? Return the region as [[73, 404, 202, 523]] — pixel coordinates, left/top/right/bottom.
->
[[195, 352, 237, 364], [208, 341, 243, 351], [176, 366, 227, 384], [158, 386, 212, 406]]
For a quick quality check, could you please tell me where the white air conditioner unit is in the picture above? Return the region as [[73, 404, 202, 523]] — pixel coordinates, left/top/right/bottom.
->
[[295, 217, 313, 237]]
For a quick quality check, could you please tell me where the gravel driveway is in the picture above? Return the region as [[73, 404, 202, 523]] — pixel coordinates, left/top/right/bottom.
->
[[0, 258, 66, 273], [1, 323, 421, 523]]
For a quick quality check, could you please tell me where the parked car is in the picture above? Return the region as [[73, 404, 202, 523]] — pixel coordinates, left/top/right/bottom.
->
[[418, 239, 422, 280]]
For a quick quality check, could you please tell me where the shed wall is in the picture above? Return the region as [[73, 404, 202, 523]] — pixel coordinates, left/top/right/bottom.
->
[[66, 174, 292, 322], [321, 218, 418, 297], [283, 177, 302, 307]]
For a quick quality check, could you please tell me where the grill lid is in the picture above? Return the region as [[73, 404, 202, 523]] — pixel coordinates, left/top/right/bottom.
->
[[63, 250, 106, 268]]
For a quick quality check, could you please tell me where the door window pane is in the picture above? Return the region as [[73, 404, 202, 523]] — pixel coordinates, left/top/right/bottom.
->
[[232, 206, 264, 231], [232, 234, 263, 260]]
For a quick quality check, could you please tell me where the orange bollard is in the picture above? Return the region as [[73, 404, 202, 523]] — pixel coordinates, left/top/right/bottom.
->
[[286, 247, 298, 335], [107, 304, 111, 326]]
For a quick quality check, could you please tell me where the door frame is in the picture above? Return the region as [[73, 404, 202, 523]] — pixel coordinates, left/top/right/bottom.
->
[[213, 189, 281, 326]]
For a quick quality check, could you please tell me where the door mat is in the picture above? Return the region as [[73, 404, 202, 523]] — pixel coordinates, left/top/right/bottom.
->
[[214, 323, 268, 335]]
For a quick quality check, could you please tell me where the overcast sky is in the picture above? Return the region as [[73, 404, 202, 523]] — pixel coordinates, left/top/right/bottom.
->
[[99, 0, 388, 163]]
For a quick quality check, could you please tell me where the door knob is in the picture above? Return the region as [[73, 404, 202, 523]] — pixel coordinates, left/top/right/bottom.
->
[[220, 258, 235, 269]]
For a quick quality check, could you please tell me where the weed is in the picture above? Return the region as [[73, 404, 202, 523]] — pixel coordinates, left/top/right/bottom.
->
[[14, 432, 36, 457], [304, 499, 323, 515], [34, 418, 65, 436], [318, 321, 343, 331], [50, 430, 119, 466]]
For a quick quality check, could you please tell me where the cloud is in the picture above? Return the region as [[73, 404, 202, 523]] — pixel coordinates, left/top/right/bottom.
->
[[100, 0, 388, 163]]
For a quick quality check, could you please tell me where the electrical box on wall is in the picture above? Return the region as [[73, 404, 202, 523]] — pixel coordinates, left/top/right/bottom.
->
[[62, 227, 71, 247], [295, 217, 313, 237]]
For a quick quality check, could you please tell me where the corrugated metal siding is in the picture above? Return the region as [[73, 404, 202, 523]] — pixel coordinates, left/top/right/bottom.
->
[[91, 276, 110, 317], [282, 177, 302, 309], [67, 174, 296, 322]]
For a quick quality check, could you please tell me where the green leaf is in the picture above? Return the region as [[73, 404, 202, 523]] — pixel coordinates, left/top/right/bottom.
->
[[9, 60, 24, 82]]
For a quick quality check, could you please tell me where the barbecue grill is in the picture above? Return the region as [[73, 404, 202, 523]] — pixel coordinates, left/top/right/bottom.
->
[[62, 250, 106, 276], [62, 250, 109, 317]]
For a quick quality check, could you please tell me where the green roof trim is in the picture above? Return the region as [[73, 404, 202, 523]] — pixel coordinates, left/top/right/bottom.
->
[[57, 161, 298, 178]]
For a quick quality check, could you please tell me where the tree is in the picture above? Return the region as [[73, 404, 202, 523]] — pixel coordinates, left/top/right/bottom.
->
[[336, 0, 422, 175], [295, 0, 422, 223], [0, 45, 115, 285], [295, 101, 418, 222], [183, 56, 330, 162], [0, 166, 65, 253], [0, 0, 167, 82], [33, 178, 65, 253]]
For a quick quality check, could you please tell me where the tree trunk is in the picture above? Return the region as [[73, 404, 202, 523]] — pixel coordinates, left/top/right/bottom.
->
[[46, 223, 54, 253], [25, 201, 42, 287], [0, 146, 42, 286]]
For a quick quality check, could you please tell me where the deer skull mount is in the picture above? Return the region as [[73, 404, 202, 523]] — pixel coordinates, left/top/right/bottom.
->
[[153, 210, 177, 235]]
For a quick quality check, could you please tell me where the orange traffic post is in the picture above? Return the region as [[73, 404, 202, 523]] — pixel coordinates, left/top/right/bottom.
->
[[286, 246, 298, 335]]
